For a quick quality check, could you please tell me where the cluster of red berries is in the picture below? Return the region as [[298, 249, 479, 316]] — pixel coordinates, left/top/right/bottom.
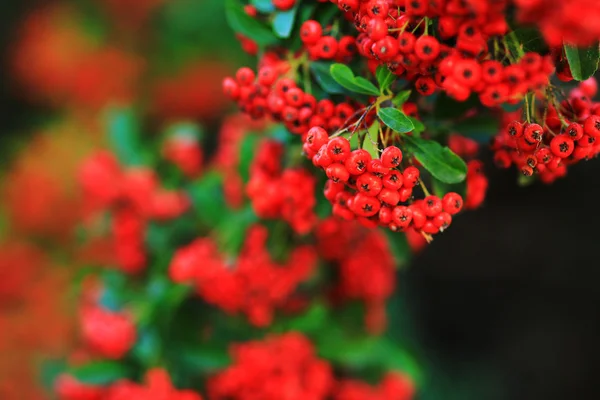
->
[[247, 140, 317, 234], [465, 160, 488, 210], [169, 225, 317, 326], [300, 20, 357, 62], [334, 373, 415, 400], [79, 306, 136, 360], [208, 332, 333, 400], [223, 60, 358, 134], [316, 217, 395, 333], [79, 152, 189, 273], [515, 0, 600, 47], [303, 127, 463, 235], [56, 368, 201, 400], [492, 77, 600, 183]]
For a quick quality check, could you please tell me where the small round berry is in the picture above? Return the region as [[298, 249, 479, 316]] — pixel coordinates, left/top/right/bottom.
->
[[521, 165, 534, 176], [285, 87, 305, 107], [222, 77, 240, 99], [565, 122, 584, 140], [433, 212, 452, 229], [326, 163, 350, 183], [397, 32, 416, 53], [534, 147, 552, 164], [523, 123, 544, 142], [415, 76, 436, 96], [372, 37, 399, 61], [550, 135, 575, 158], [378, 187, 400, 206], [235, 67, 255, 86], [578, 134, 596, 148], [402, 166, 420, 188], [306, 126, 329, 152], [442, 192, 463, 215], [368, 159, 388, 175], [422, 195, 443, 217], [367, 18, 388, 41], [356, 172, 383, 197], [481, 60, 504, 84], [422, 221, 440, 234], [365, 0, 389, 18], [584, 115, 600, 138], [506, 121, 524, 138], [392, 206, 413, 228], [380, 146, 403, 168], [274, 78, 297, 96], [324, 180, 345, 202], [379, 206, 393, 225], [316, 36, 338, 59], [382, 171, 404, 190], [345, 149, 372, 175], [326, 137, 351, 162], [257, 67, 277, 86], [414, 35, 440, 61], [409, 204, 426, 229], [453, 59, 482, 87], [398, 187, 412, 202], [300, 20, 322, 45], [353, 193, 381, 217]]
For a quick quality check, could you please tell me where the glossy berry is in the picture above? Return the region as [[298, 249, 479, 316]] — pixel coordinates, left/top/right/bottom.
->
[[356, 173, 383, 197], [414, 36, 440, 61], [422, 195, 443, 217], [326, 163, 350, 183], [524, 123, 544, 142], [550, 135, 575, 158], [326, 137, 351, 161], [380, 146, 403, 168], [345, 149, 372, 175], [506, 121, 523, 137], [442, 192, 463, 215], [300, 20, 322, 45]]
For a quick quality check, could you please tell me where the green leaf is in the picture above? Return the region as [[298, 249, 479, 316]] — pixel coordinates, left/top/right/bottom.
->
[[310, 62, 346, 94], [272, 6, 298, 38], [375, 66, 395, 92], [434, 93, 478, 119], [225, 0, 278, 46], [409, 117, 425, 135], [238, 133, 261, 182], [40, 359, 67, 390], [214, 207, 258, 256], [362, 120, 381, 159], [392, 90, 411, 106], [106, 108, 142, 166], [385, 230, 411, 267], [70, 361, 130, 385], [564, 42, 600, 81], [378, 107, 415, 133], [186, 172, 226, 227], [505, 31, 525, 60], [330, 64, 380, 96], [403, 136, 467, 184], [250, 0, 275, 13]]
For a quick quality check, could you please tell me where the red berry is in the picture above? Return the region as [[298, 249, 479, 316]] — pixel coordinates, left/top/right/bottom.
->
[[433, 212, 452, 229], [550, 135, 575, 158], [306, 126, 329, 152], [415, 76, 436, 96], [565, 122, 584, 140], [258, 67, 277, 86], [414, 36, 440, 61], [316, 36, 338, 59], [367, 18, 388, 41], [353, 193, 381, 217], [222, 77, 240, 99], [422, 195, 443, 217], [272, 0, 295, 11], [506, 121, 524, 138], [235, 67, 255, 86], [442, 192, 463, 215], [378, 188, 400, 206], [382, 171, 404, 190], [534, 147, 552, 164], [345, 149, 372, 175], [356, 173, 383, 197], [402, 166, 420, 188], [326, 137, 351, 161], [523, 123, 544, 142], [300, 20, 322, 45], [326, 163, 350, 183], [392, 206, 413, 228], [453, 59, 482, 87], [584, 115, 600, 138], [397, 32, 416, 53], [380, 146, 403, 168]]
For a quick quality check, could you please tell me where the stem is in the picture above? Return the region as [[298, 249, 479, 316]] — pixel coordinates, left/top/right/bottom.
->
[[418, 179, 431, 197]]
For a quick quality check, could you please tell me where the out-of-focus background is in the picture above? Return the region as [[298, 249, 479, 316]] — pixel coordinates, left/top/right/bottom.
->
[[1, 1, 599, 399]]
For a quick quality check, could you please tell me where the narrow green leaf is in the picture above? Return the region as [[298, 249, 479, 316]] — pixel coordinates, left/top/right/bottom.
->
[[403, 136, 467, 184], [505, 31, 525, 60], [564, 43, 600, 81], [378, 107, 414, 133], [272, 6, 298, 38], [408, 117, 425, 135], [70, 362, 130, 385], [186, 172, 226, 227], [106, 108, 142, 166], [392, 90, 411, 106], [375, 66, 395, 92], [362, 120, 381, 159], [310, 62, 346, 94], [225, 0, 278, 46], [330, 64, 380, 96], [238, 133, 261, 182]]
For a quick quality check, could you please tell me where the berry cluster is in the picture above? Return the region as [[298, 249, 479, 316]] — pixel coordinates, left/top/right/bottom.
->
[[515, 0, 600, 47], [304, 127, 463, 235], [223, 61, 358, 134], [208, 333, 333, 400], [492, 78, 600, 183], [169, 225, 317, 326], [79, 152, 190, 273], [316, 217, 395, 333], [300, 19, 357, 62], [56, 368, 201, 400], [334, 373, 414, 400], [247, 140, 317, 234]]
